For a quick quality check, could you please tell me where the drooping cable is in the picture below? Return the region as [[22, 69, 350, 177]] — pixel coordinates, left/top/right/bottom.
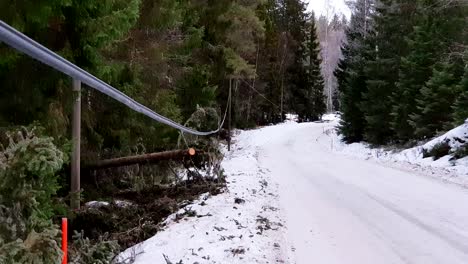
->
[[239, 78, 280, 109], [0, 20, 226, 136]]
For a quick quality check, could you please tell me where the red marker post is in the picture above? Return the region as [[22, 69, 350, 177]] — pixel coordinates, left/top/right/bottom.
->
[[61, 218, 68, 264]]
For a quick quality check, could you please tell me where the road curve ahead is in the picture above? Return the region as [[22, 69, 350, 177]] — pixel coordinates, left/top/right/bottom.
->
[[258, 122, 468, 264]]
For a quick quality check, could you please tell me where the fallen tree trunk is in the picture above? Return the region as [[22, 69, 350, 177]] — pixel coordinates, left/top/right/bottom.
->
[[86, 148, 196, 170]]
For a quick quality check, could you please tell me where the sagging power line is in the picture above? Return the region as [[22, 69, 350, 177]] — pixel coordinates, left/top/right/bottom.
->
[[239, 78, 281, 109], [0, 20, 233, 209], [0, 20, 226, 136]]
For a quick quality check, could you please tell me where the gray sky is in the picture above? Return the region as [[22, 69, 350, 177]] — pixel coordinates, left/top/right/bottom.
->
[[305, 0, 351, 18]]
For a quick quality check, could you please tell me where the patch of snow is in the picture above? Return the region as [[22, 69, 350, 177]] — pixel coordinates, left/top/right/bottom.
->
[[422, 123, 468, 151], [118, 126, 293, 263], [85, 200, 135, 208], [115, 200, 134, 208], [285, 113, 298, 122], [85, 201, 110, 208], [324, 120, 468, 186], [321, 113, 340, 122]]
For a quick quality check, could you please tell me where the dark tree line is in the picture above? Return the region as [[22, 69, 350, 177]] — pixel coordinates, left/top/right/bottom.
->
[[0, 0, 326, 158], [0, 1, 327, 261], [336, 0, 467, 145]]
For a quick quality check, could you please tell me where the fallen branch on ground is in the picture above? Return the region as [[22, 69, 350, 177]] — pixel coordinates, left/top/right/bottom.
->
[[85, 148, 197, 170]]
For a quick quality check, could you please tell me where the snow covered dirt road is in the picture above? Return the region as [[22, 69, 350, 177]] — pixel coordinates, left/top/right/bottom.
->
[[260, 121, 468, 264], [121, 120, 468, 263]]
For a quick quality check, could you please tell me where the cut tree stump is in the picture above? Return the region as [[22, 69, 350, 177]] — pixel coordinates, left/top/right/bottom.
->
[[86, 148, 196, 170]]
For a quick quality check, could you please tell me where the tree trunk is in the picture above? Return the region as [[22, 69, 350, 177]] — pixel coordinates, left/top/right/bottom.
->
[[86, 148, 196, 170]]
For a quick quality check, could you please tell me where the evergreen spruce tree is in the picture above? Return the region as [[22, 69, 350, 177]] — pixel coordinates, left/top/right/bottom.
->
[[307, 13, 326, 120], [391, 19, 439, 141], [256, 0, 286, 124], [332, 87, 340, 111], [390, 0, 466, 142], [410, 60, 463, 138], [453, 64, 468, 125], [334, 44, 348, 111], [282, 0, 310, 121], [335, 0, 373, 143], [362, 0, 418, 145]]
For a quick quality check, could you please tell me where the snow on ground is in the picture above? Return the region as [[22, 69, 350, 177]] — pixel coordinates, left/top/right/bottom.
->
[[321, 115, 468, 186], [321, 113, 339, 122], [85, 201, 110, 208], [423, 119, 468, 151], [285, 113, 298, 122], [118, 114, 468, 264], [85, 200, 134, 208], [261, 120, 468, 263], [118, 125, 299, 264]]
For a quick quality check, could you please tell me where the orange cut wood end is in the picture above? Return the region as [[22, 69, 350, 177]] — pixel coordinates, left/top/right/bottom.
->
[[188, 148, 196, 156]]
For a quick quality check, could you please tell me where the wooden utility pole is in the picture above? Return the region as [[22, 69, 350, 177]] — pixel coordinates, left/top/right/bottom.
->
[[279, 36, 287, 122], [71, 79, 81, 210], [280, 76, 284, 121], [228, 78, 232, 151]]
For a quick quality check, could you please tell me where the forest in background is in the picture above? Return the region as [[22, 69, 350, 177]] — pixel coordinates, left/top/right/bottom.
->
[[337, 0, 467, 146], [0, 0, 327, 157], [0, 0, 328, 262], [2, 0, 466, 262]]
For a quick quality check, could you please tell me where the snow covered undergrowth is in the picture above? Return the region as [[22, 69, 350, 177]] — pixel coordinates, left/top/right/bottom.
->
[[323, 115, 468, 186], [118, 126, 294, 264]]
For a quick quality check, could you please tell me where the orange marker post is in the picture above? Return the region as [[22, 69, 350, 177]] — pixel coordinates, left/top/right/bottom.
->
[[62, 218, 68, 264]]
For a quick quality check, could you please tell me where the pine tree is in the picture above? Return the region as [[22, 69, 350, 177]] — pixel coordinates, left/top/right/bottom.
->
[[334, 45, 348, 108], [410, 60, 463, 138], [391, 0, 467, 142], [0, 129, 66, 263], [336, 0, 373, 143], [453, 66, 468, 125], [282, 0, 310, 121], [332, 84, 340, 111], [362, 0, 417, 145], [391, 19, 439, 141], [337, 0, 466, 144], [307, 13, 326, 120], [256, 0, 292, 124], [0, 0, 142, 151], [64, 0, 141, 70]]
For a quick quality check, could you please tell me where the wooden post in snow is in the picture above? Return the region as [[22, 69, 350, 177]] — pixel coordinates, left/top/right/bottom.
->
[[228, 78, 232, 152]]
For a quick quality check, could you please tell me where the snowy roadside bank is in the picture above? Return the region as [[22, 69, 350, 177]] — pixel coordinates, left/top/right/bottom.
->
[[320, 115, 468, 187], [118, 128, 290, 263]]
